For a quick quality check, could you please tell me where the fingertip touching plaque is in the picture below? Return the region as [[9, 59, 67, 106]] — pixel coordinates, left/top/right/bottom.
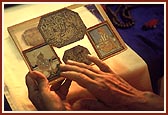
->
[[38, 8, 87, 48]]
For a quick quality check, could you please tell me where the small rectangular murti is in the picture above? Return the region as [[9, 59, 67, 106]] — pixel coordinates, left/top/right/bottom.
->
[[86, 21, 127, 60], [22, 43, 62, 82]]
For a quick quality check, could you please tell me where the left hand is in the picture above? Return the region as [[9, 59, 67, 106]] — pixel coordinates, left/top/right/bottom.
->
[[25, 71, 72, 111]]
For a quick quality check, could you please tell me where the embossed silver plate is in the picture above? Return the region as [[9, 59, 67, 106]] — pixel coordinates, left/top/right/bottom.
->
[[63, 45, 91, 65], [38, 8, 87, 48], [22, 27, 45, 46]]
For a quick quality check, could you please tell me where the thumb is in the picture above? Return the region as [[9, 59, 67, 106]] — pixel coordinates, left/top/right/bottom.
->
[[72, 98, 110, 111], [28, 71, 49, 92]]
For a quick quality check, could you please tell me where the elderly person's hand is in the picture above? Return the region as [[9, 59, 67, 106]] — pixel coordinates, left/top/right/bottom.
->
[[25, 71, 72, 111], [60, 55, 164, 111]]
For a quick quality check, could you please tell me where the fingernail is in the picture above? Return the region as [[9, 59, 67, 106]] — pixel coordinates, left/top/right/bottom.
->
[[87, 54, 92, 59], [67, 60, 74, 63], [60, 71, 65, 76], [87, 54, 91, 56], [59, 64, 64, 70]]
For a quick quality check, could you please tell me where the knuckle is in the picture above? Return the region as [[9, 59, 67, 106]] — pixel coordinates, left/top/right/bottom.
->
[[80, 68, 88, 74], [96, 77, 111, 91], [78, 72, 85, 78]]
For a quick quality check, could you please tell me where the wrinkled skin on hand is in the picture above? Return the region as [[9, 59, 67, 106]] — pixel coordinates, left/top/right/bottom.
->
[[26, 55, 163, 111], [26, 71, 72, 110], [60, 55, 164, 111]]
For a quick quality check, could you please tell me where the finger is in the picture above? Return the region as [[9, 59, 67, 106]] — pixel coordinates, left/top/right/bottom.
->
[[60, 71, 97, 91], [87, 55, 114, 73], [50, 78, 65, 91], [72, 98, 111, 111], [66, 60, 101, 74], [28, 71, 49, 92], [60, 64, 100, 79], [57, 79, 72, 100], [25, 72, 46, 110], [60, 79, 72, 93], [25, 72, 38, 93]]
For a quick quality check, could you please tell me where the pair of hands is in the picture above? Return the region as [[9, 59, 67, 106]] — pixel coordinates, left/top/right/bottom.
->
[[26, 55, 163, 111]]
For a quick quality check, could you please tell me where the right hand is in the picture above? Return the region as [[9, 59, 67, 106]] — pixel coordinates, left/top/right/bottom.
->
[[60, 55, 163, 111]]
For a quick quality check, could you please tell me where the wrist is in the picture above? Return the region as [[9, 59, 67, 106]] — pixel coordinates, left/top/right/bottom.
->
[[143, 91, 164, 110], [136, 91, 164, 111], [123, 91, 164, 111]]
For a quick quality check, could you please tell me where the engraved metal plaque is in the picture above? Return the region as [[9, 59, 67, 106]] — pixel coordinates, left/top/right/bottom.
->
[[22, 27, 45, 46], [63, 45, 91, 65], [38, 8, 87, 48]]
